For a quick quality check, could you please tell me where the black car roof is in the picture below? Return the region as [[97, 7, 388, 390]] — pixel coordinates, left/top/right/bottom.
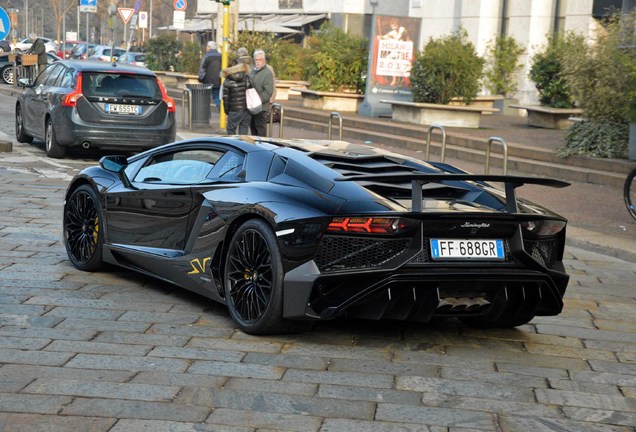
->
[[58, 59, 155, 76]]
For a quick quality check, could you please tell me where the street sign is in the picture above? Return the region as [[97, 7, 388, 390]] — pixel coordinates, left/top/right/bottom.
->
[[174, 0, 187, 12], [79, 0, 97, 13], [118, 8, 135, 24], [173, 10, 185, 29], [0, 7, 10, 41], [139, 11, 148, 29]]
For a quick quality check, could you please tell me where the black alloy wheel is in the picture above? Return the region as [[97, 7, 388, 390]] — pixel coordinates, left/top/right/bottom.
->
[[15, 104, 33, 143], [224, 219, 294, 334], [63, 185, 104, 272]]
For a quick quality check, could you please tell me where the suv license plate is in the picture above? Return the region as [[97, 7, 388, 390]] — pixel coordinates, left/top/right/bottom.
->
[[430, 239, 504, 260], [106, 103, 142, 115]]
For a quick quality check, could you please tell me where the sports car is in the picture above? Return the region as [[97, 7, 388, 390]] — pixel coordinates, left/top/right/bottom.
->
[[63, 136, 570, 334]]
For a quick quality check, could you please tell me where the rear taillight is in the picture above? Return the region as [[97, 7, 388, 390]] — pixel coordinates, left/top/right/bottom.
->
[[61, 73, 83, 107], [157, 78, 175, 113], [327, 217, 415, 234]]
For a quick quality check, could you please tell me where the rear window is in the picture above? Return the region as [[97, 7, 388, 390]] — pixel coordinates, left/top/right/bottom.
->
[[81, 72, 161, 99]]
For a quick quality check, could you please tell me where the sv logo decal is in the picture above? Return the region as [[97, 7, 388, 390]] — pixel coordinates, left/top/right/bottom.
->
[[188, 257, 211, 275]]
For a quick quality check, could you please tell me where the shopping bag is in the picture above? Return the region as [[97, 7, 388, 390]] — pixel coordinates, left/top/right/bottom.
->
[[246, 88, 263, 115]]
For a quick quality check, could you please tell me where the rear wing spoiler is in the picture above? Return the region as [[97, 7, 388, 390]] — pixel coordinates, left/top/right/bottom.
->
[[335, 173, 570, 213]]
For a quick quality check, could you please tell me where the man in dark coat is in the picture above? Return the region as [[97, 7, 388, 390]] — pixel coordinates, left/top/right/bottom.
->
[[221, 62, 252, 135], [249, 49, 275, 136], [28, 33, 47, 73], [198, 41, 222, 110]]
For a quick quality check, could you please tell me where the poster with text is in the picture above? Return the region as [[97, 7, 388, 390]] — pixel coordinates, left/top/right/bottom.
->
[[370, 16, 421, 88]]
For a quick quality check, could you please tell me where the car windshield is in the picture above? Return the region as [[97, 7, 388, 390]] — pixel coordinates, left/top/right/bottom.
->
[[82, 72, 161, 99]]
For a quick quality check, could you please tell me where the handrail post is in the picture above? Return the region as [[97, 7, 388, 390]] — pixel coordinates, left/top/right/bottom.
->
[[181, 89, 192, 131], [328, 112, 343, 140], [485, 136, 509, 174], [269, 103, 284, 138], [425, 124, 446, 162]]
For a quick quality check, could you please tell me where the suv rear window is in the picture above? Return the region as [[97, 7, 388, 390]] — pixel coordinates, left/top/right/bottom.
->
[[81, 73, 161, 99]]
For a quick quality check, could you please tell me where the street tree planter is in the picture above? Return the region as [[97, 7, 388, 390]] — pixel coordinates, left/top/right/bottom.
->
[[297, 89, 364, 113], [510, 105, 583, 130], [275, 80, 310, 100], [381, 100, 498, 128]]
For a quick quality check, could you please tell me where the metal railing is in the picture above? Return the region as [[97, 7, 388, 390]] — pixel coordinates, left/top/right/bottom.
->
[[181, 88, 193, 131], [269, 103, 284, 138], [328, 112, 343, 140], [425, 124, 447, 162], [485, 136, 509, 174]]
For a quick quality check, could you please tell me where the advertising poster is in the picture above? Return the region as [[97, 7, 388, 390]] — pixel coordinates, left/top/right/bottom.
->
[[359, 15, 421, 117]]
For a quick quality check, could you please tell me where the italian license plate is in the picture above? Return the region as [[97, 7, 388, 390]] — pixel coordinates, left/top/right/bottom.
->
[[430, 239, 505, 260], [105, 103, 141, 115]]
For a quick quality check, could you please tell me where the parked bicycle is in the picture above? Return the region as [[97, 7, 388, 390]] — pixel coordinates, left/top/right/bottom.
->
[[625, 166, 636, 221]]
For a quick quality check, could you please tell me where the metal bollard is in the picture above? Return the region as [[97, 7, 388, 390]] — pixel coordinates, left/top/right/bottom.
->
[[328, 112, 343, 140], [269, 103, 284, 138], [181, 89, 192, 131], [485, 136, 509, 175], [425, 124, 447, 162]]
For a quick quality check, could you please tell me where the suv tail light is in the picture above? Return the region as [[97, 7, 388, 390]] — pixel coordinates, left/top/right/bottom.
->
[[157, 78, 175, 113], [61, 73, 84, 107]]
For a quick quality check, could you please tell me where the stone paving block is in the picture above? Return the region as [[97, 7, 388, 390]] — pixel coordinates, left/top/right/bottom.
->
[[0, 335, 50, 350], [110, 419, 250, 432], [0, 313, 64, 328], [0, 376, 33, 392], [0, 326, 99, 341], [462, 327, 585, 348], [62, 398, 211, 422], [594, 318, 636, 333], [0, 294, 30, 304], [583, 339, 636, 354], [499, 414, 631, 432], [0, 364, 134, 383], [326, 357, 439, 377], [561, 407, 636, 428], [523, 342, 617, 361], [93, 331, 191, 347], [242, 352, 328, 371], [147, 322, 235, 338], [281, 343, 391, 362], [439, 366, 548, 388], [570, 370, 636, 387], [45, 340, 153, 356], [205, 407, 322, 431], [131, 371, 227, 388], [43, 306, 125, 320], [495, 363, 570, 380], [397, 375, 534, 402], [55, 317, 152, 333], [320, 419, 447, 432], [117, 310, 202, 325], [392, 350, 494, 369], [188, 360, 285, 380], [589, 359, 636, 375], [375, 402, 494, 429], [0, 305, 52, 316], [548, 378, 623, 396], [535, 388, 636, 412], [177, 388, 376, 420], [0, 348, 74, 367], [24, 295, 174, 312], [188, 337, 284, 354], [283, 369, 394, 389], [224, 377, 317, 397], [0, 413, 116, 432], [318, 383, 422, 405], [66, 353, 190, 373], [0, 393, 73, 414], [148, 346, 245, 362], [23, 378, 181, 402]]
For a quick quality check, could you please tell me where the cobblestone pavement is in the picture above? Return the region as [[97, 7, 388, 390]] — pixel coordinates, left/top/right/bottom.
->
[[1, 90, 636, 431]]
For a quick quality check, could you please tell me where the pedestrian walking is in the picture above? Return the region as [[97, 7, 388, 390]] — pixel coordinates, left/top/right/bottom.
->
[[198, 41, 222, 110], [249, 49, 275, 136], [221, 62, 252, 135]]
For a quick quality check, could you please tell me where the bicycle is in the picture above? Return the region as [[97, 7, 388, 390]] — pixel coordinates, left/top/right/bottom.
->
[[625, 166, 636, 221]]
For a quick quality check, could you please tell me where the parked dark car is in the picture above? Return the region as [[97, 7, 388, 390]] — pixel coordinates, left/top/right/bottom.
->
[[0, 52, 62, 85], [62, 137, 571, 334], [69, 43, 96, 60], [15, 60, 176, 158]]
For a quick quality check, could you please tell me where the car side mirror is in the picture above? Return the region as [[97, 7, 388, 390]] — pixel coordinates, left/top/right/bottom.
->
[[17, 77, 31, 87], [100, 155, 133, 188]]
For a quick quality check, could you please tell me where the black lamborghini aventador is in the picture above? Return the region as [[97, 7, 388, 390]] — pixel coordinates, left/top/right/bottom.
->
[[62, 136, 570, 334]]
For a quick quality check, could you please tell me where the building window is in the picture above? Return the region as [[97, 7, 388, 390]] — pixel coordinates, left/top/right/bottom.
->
[[279, 0, 302, 9]]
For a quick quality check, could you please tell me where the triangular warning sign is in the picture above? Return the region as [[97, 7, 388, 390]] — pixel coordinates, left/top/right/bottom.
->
[[118, 8, 135, 24]]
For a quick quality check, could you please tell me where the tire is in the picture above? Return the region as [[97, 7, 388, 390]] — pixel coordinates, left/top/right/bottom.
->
[[45, 117, 66, 158], [624, 167, 636, 222], [1, 65, 12, 84], [63, 185, 105, 272], [15, 104, 33, 143], [224, 219, 300, 334]]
